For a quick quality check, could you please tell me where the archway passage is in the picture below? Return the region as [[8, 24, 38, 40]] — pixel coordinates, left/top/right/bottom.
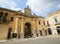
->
[[7, 28, 12, 39], [24, 22, 32, 38], [56, 26, 60, 35], [48, 28, 52, 35]]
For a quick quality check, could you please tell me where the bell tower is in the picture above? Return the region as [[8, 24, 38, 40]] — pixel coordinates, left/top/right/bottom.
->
[[24, 6, 32, 15]]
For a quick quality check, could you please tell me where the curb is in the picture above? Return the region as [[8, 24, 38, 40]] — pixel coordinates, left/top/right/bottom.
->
[[0, 35, 60, 43], [0, 40, 7, 43]]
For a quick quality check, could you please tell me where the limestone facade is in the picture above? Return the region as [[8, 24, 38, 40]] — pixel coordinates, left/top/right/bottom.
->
[[45, 10, 60, 36], [0, 6, 60, 40]]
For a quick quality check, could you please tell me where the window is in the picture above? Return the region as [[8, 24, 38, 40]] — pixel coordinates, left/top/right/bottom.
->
[[43, 21, 45, 25], [2, 13, 8, 22], [0, 12, 3, 22], [35, 20, 36, 21], [54, 17, 58, 23], [10, 17, 13, 21], [39, 21, 40, 25], [5, 13, 8, 17], [47, 21, 50, 26], [56, 26, 60, 34], [3, 16, 7, 22]]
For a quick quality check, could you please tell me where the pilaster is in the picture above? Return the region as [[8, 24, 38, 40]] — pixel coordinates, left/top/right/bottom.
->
[[20, 18, 24, 39]]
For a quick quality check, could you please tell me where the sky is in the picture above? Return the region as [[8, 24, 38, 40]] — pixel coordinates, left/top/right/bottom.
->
[[0, 0, 60, 17]]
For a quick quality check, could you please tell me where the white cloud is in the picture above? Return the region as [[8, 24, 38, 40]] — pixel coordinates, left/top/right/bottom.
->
[[57, 4, 60, 9], [0, 0, 22, 11], [0, 0, 60, 17], [26, 0, 60, 17]]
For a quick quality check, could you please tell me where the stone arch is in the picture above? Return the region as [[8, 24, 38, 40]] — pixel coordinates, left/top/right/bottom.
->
[[56, 26, 60, 35], [48, 28, 52, 35], [24, 22, 32, 38]]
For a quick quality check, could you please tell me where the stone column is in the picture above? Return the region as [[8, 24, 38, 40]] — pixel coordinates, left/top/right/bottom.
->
[[20, 18, 24, 39], [32, 29, 37, 38], [32, 19, 37, 37], [42, 29, 45, 36], [46, 30, 49, 35], [17, 19, 21, 39], [14, 17, 18, 33], [13, 16, 18, 40], [46, 28, 49, 35], [36, 20, 40, 37], [38, 30, 40, 37], [52, 27, 58, 36]]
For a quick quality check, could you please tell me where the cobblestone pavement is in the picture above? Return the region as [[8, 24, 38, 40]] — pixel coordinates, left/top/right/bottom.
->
[[0, 35, 60, 44]]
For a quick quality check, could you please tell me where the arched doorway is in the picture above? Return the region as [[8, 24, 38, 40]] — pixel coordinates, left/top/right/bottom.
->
[[48, 28, 52, 35], [24, 22, 32, 38], [39, 30, 42, 36], [56, 26, 60, 35], [7, 28, 12, 39]]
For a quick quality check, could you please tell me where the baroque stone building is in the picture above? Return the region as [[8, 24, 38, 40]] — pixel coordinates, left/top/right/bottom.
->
[[45, 10, 60, 36], [0, 6, 60, 40], [0, 6, 48, 40]]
